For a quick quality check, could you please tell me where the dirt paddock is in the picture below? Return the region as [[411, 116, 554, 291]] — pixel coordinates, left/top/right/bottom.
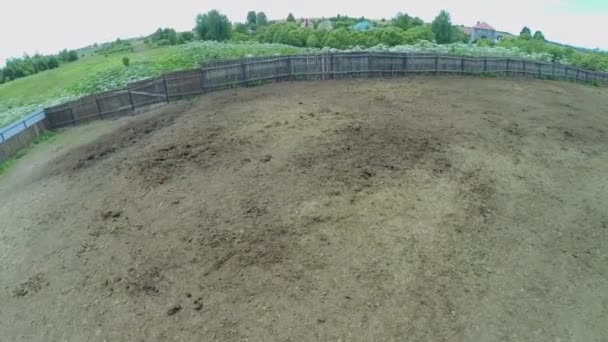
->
[[1, 77, 607, 341]]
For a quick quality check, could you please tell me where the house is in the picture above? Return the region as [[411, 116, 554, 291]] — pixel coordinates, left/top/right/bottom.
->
[[300, 18, 314, 29], [471, 21, 497, 42], [352, 20, 373, 32]]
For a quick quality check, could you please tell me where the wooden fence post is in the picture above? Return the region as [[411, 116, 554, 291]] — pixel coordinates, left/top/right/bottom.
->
[[241, 62, 247, 87], [403, 54, 408, 73], [506, 58, 510, 76], [96, 98, 103, 119], [460, 57, 465, 75], [368, 53, 372, 78], [435, 56, 439, 75], [523, 60, 526, 76], [70, 107, 76, 127], [576, 69, 579, 83], [199, 69, 206, 93], [286, 56, 292, 81], [0, 132, 4, 142], [333, 54, 338, 79], [483, 58, 487, 73], [163, 77, 170, 102], [537, 62, 541, 78], [128, 90, 135, 111]]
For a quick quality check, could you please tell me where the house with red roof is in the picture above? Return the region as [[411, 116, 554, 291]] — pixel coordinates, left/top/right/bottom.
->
[[471, 21, 497, 42]]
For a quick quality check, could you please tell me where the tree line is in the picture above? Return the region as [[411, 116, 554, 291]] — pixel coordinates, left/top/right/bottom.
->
[[1, 49, 78, 85], [190, 9, 607, 71], [193, 10, 468, 48]]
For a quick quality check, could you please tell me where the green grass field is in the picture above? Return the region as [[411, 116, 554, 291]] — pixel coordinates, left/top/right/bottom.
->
[[0, 41, 308, 127]]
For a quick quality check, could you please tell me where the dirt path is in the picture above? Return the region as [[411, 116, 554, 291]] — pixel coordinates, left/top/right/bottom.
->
[[1, 77, 607, 341]]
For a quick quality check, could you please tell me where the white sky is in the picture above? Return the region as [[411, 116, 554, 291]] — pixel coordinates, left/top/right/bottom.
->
[[1, 0, 607, 66]]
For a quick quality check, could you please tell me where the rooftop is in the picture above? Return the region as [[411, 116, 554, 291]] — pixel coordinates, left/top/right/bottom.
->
[[474, 21, 496, 31]]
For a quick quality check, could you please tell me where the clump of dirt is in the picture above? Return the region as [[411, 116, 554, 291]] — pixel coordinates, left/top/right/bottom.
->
[[13, 273, 49, 297]]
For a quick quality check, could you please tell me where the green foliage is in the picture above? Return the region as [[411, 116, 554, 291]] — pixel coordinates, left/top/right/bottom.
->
[[533, 30, 545, 41], [520, 26, 532, 40], [376, 27, 407, 46], [231, 32, 253, 42], [1, 53, 63, 83], [247, 11, 257, 25], [195, 10, 232, 41], [402, 25, 435, 44], [150, 28, 178, 45], [306, 34, 321, 48], [122, 56, 130, 67], [392, 12, 424, 31], [58, 49, 79, 62], [234, 23, 248, 34], [180, 32, 195, 43], [431, 10, 453, 44], [96, 39, 133, 55], [476, 38, 495, 47], [256, 12, 268, 26], [287, 13, 296, 22], [331, 15, 358, 30], [452, 26, 469, 43], [323, 29, 352, 49], [258, 23, 310, 47]]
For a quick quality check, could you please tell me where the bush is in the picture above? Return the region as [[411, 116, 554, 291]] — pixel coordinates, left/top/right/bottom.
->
[[96, 40, 133, 55], [376, 27, 407, 46], [476, 38, 495, 47], [402, 26, 435, 44], [306, 34, 321, 48], [231, 32, 252, 42], [323, 29, 352, 49], [122, 57, 130, 67]]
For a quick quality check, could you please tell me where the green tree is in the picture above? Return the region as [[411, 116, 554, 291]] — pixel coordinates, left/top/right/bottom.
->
[[247, 11, 257, 25], [393, 12, 423, 31], [234, 23, 248, 34], [520, 26, 532, 40], [257, 12, 268, 26], [452, 26, 469, 43], [287, 13, 295, 22], [431, 10, 453, 44], [122, 56, 130, 67], [533, 30, 545, 40], [47, 56, 60, 69], [195, 10, 232, 41]]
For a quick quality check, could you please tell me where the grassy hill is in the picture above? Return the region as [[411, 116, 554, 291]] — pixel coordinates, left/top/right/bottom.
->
[[0, 40, 307, 127]]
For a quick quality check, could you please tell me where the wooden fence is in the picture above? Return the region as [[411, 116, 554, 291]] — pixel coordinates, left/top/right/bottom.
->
[[37, 52, 608, 129]]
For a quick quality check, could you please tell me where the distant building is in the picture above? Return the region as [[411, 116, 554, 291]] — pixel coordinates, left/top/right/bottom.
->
[[300, 18, 314, 29], [353, 20, 374, 32], [471, 21, 497, 42]]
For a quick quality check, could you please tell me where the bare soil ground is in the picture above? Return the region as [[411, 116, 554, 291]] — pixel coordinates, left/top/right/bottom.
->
[[1, 77, 607, 341]]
